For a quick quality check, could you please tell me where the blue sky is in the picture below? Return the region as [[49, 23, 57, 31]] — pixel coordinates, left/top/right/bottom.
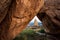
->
[[30, 16, 42, 23]]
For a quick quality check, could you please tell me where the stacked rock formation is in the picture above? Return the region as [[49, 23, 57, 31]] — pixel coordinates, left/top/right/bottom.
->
[[0, 0, 44, 40]]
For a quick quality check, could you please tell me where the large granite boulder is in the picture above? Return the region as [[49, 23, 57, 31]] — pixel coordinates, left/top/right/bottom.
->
[[37, 0, 60, 40], [0, 0, 44, 40]]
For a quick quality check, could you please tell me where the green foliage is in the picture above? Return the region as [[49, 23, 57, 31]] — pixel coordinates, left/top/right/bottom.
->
[[38, 29, 45, 33], [13, 29, 47, 40], [21, 29, 35, 35], [13, 29, 36, 40]]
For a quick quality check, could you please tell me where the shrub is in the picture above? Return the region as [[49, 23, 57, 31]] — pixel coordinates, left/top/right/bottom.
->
[[13, 29, 36, 40], [38, 29, 45, 33]]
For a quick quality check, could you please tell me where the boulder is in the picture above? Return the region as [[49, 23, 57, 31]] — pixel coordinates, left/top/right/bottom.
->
[[37, 0, 60, 39], [0, 0, 44, 40]]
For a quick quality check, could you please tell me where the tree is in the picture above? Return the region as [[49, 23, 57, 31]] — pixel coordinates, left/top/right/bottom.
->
[[14, 29, 35, 40]]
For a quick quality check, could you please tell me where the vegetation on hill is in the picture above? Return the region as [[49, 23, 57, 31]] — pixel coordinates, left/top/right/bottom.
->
[[13, 29, 47, 40]]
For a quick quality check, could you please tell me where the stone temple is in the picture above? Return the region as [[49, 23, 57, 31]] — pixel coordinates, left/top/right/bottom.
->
[[28, 19, 41, 32], [34, 19, 39, 26]]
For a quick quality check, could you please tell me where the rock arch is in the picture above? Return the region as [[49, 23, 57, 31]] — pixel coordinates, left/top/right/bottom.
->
[[0, 0, 60, 40]]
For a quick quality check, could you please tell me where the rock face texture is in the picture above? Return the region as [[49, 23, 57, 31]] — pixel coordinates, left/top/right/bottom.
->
[[0, 0, 44, 40], [0, 0, 12, 23], [0, 0, 60, 40], [37, 0, 60, 39]]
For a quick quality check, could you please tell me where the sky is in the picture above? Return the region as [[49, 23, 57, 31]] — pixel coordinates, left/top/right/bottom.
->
[[30, 16, 42, 23]]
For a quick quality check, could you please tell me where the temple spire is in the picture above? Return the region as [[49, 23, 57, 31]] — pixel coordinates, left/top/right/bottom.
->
[[34, 19, 39, 26]]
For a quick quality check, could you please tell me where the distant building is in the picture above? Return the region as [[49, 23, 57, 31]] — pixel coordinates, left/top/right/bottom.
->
[[34, 19, 39, 26], [29, 19, 41, 32]]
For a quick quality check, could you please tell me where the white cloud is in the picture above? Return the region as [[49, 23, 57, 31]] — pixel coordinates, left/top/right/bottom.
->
[[30, 16, 42, 23]]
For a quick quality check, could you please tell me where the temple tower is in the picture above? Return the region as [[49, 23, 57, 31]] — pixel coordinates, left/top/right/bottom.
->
[[34, 19, 39, 26]]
